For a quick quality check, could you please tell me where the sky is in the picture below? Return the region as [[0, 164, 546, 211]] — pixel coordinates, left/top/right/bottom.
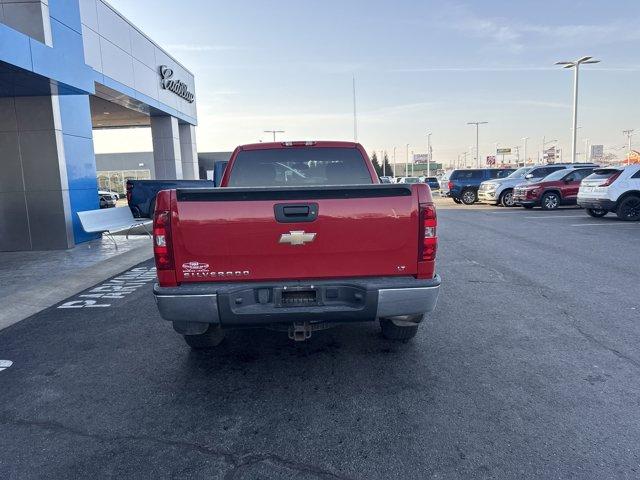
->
[[94, 0, 640, 166]]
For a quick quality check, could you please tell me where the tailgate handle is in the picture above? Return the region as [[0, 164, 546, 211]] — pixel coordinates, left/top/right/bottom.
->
[[274, 203, 319, 223], [284, 206, 309, 216]]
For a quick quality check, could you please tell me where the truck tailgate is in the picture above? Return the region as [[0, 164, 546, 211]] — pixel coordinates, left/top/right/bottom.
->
[[171, 185, 419, 282]]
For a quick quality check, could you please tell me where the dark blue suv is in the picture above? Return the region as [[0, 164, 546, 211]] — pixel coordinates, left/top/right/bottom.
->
[[447, 168, 515, 204]]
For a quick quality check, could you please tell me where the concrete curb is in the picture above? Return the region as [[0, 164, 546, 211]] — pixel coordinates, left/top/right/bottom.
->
[[0, 243, 153, 331]]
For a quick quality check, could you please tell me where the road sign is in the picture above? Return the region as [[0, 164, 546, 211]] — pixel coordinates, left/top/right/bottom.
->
[[544, 146, 556, 161], [590, 144, 603, 160], [496, 148, 512, 155], [486, 155, 496, 165]]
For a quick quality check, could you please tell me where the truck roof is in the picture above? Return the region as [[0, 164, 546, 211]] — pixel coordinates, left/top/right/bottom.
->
[[239, 141, 361, 151]]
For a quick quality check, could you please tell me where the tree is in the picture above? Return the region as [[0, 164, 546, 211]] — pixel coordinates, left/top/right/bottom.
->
[[382, 152, 393, 177], [370, 152, 382, 177]]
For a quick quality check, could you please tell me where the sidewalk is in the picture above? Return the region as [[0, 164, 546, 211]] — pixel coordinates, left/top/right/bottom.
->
[[0, 236, 153, 331]]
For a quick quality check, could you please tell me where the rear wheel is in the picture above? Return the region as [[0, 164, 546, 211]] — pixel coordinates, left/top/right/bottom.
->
[[616, 195, 640, 221], [541, 192, 560, 210], [499, 189, 515, 207], [586, 208, 608, 218], [461, 189, 477, 205], [183, 325, 225, 349], [380, 315, 422, 341]]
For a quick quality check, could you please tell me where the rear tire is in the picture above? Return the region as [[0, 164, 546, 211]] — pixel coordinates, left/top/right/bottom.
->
[[586, 208, 608, 218], [461, 189, 477, 205], [499, 189, 515, 207], [380, 315, 422, 341], [183, 325, 225, 349], [616, 195, 640, 221], [541, 192, 560, 210]]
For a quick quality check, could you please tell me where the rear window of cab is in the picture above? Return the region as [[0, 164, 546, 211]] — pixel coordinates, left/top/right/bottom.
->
[[227, 147, 373, 187]]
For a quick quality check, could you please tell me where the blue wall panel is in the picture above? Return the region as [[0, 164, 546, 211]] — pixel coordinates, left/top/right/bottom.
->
[[0, 25, 33, 71], [58, 94, 99, 243], [49, 0, 83, 35]]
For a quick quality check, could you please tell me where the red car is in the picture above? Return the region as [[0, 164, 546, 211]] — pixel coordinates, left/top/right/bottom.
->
[[151, 141, 440, 348], [512, 167, 596, 210]]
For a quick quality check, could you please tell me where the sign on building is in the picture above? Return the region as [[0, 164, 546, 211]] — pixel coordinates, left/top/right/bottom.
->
[[590, 144, 604, 160], [544, 146, 556, 162], [413, 153, 430, 163]]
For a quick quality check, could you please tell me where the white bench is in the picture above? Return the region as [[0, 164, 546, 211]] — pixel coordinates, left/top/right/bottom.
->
[[77, 207, 151, 249]]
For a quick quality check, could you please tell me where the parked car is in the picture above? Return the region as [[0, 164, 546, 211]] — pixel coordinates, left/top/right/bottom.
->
[[98, 190, 119, 209], [447, 168, 515, 205], [422, 176, 440, 191], [439, 170, 453, 198], [152, 141, 440, 348], [379, 176, 394, 183], [478, 163, 599, 207], [577, 165, 640, 220], [126, 179, 215, 218], [478, 167, 533, 206], [512, 167, 596, 210], [398, 176, 421, 184]]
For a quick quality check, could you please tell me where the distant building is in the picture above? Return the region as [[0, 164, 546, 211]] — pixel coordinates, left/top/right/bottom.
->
[[96, 152, 232, 194]]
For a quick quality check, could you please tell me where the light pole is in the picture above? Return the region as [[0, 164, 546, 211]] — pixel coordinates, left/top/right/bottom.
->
[[426, 131, 432, 177], [584, 138, 590, 162], [411, 150, 414, 176], [555, 56, 601, 163], [623, 130, 634, 165], [264, 129, 285, 141], [405, 144, 409, 177], [522, 137, 529, 165], [393, 146, 397, 178], [467, 121, 488, 168]]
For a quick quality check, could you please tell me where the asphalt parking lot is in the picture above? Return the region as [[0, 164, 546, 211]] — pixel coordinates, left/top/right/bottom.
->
[[1, 202, 639, 479]]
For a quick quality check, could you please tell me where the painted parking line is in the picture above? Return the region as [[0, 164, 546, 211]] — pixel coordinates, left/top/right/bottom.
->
[[571, 222, 640, 227], [526, 215, 586, 219], [57, 266, 156, 309]]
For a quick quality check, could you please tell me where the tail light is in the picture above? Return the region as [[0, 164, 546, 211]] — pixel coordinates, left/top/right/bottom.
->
[[601, 171, 621, 186], [153, 210, 174, 271], [447, 181, 454, 191], [126, 182, 132, 203], [419, 204, 438, 262]]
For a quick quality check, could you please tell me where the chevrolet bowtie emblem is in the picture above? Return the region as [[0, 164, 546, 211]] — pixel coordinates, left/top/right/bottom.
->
[[279, 230, 316, 246]]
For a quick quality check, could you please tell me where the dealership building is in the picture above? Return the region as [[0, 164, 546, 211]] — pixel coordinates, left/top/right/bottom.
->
[[0, 0, 198, 251]]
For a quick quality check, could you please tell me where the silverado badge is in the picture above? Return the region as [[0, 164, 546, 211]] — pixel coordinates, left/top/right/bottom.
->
[[279, 230, 316, 246]]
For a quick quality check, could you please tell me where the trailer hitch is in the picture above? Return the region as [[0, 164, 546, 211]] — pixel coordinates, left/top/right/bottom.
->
[[288, 322, 313, 342]]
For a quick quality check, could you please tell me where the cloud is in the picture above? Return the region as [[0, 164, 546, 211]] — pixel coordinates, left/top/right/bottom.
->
[[165, 44, 246, 52], [430, 4, 640, 54], [435, 4, 524, 53], [391, 66, 554, 73]]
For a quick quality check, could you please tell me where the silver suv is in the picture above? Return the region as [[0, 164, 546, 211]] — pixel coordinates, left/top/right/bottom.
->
[[478, 164, 598, 207]]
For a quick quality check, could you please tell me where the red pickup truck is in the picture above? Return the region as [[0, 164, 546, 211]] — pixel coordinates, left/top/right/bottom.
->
[[152, 141, 440, 348]]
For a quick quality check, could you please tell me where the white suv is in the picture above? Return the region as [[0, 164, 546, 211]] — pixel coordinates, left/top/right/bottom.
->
[[577, 165, 640, 220]]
